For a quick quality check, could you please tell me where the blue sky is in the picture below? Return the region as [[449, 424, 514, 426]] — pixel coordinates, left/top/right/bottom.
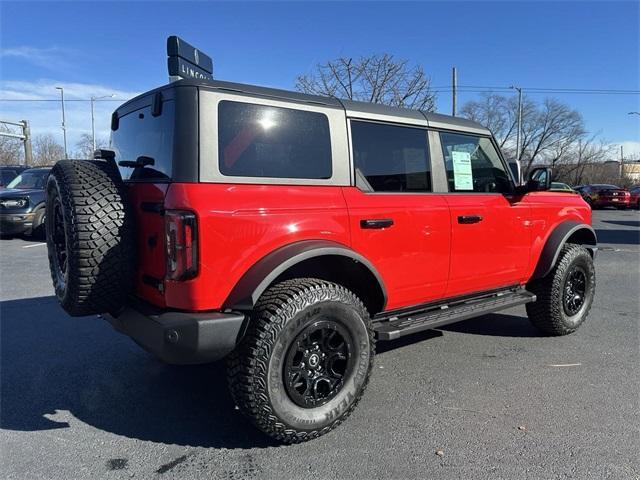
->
[[1, 1, 638, 156]]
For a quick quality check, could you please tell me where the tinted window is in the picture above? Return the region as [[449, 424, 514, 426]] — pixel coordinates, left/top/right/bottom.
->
[[111, 100, 175, 181], [218, 101, 332, 179], [440, 133, 512, 193], [1, 170, 17, 184], [351, 121, 431, 192], [6, 169, 49, 189]]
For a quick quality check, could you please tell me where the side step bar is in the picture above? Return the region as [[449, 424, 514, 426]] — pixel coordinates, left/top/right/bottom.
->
[[373, 289, 536, 341]]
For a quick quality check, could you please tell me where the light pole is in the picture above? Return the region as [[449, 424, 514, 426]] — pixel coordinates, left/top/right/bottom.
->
[[55, 87, 68, 159], [91, 94, 115, 151], [510, 86, 523, 162]]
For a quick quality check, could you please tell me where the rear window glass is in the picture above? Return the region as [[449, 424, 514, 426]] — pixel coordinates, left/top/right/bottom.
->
[[218, 101, 332, 179], [111, 100, 175, 181], [351, 121, 432, 192]]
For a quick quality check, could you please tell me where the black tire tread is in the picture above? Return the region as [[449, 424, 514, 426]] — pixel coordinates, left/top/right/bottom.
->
[[46, 159, 134, 316], [526, 243, 594, 335], [226, 277, 375, 444]]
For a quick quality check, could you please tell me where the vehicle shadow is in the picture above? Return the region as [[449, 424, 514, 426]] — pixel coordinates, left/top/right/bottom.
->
[[438, 312, 546, 337], [0, 234, 45, 243], [0, 296, 277, 449], [594, 228, 640, 245], [377, 312, 544, 354]]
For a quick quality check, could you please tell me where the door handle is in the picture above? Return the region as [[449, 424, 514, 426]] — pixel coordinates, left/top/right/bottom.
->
[[360, 218, 394, 229], [458, 215, 483, 224]]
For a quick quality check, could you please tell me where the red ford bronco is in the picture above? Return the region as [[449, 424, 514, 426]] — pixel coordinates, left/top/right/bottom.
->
[[45, 77, 597, 443]]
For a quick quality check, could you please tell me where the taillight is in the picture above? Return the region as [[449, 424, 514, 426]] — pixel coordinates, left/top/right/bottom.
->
[[165, 210, 198, 280]]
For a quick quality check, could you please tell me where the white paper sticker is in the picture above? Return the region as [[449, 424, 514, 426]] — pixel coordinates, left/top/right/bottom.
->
[[452, 151, 473, 190]]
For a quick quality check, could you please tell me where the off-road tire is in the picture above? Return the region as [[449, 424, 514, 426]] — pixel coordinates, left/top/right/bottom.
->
[[526, 243, 595, 335], [45, 159, 135, 316], [227, 278, 375, 444]]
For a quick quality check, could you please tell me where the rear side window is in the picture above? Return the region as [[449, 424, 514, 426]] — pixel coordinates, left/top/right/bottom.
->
[[440, 132, 512, 193], [111, 100, 175, 181], [351, 121, 431, 192], [218, 101, 332, 179]]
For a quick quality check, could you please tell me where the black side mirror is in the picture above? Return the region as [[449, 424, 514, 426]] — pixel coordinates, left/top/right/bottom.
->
[[526, 167, 552, 192]]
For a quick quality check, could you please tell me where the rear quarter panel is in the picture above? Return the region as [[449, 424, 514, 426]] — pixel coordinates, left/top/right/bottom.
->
[[163, 183, 350, 310]]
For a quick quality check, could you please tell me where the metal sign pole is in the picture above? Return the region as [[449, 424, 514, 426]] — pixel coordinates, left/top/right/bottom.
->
[[22, 120, 32, 166]]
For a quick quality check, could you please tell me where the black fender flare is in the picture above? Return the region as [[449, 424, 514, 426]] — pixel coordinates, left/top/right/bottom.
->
[[223, 240, 387, 311], [531, 221, 597, 280]]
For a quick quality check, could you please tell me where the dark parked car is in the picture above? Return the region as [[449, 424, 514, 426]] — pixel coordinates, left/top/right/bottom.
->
[[0, 167, 51, 237], [0, 165, 29, 188], [577, 184, 631, 209]]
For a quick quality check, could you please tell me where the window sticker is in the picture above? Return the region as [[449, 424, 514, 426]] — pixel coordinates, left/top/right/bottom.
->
[[452, 150, 473, 190]]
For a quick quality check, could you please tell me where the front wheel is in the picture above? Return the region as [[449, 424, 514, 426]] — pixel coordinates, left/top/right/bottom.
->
[[526, 244, 595, 335], [227, 278, 375, 443]]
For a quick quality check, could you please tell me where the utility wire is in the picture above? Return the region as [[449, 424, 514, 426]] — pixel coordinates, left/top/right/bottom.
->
[[430, 85, 639, 94], [1, 85, 639, 102]]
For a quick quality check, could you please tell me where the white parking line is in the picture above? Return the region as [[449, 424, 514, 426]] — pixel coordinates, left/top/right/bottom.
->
[[22, 243, 47, 249]]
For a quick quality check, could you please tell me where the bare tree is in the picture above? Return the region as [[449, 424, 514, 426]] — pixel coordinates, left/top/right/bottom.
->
[[74, 132, 108, 159], [551, 137, 615, 185], [460, 94, 585, 175], [33, 134, 65, 166], [460, 93, 537, 151], [296, 54, 437, 111], [0, 124, 24, 165], [519, 98, 585, 174]]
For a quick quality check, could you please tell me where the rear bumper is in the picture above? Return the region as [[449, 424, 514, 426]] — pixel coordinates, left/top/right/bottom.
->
[[594, 198, 630, 207], [103, 303, 246, 365]]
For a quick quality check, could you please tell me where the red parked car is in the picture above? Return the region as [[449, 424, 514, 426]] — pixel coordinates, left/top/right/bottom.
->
[[577, 184, 631, 209], [45, 77, 597, 444], [629, 185, 640, 209]]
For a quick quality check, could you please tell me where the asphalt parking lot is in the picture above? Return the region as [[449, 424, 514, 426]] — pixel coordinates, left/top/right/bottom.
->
[[1, 209, 638, 480]]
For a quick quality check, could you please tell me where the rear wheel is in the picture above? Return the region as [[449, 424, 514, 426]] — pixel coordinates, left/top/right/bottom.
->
[[227, 278, 375, 443], [45, 160, 135, 316], [526, 244, 595, 335]]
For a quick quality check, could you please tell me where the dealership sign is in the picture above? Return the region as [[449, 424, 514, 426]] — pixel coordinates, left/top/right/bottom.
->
[[167, 36, 213, 81]]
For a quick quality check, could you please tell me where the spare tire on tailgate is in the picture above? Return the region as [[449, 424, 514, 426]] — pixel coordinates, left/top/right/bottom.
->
[[45, 159, 135, 316]]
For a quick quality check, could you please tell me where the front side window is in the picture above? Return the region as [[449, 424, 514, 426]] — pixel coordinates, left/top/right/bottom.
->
[[218, 101, 332, 179], [351, 121, 431, 193], [440, 132, 512, 193]]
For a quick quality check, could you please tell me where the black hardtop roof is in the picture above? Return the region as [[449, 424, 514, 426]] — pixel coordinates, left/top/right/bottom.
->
[[117, 78, 490, 134]]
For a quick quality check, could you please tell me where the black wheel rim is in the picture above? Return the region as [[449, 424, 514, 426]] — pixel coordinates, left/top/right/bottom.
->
[[563, 266, 587, 316], [52, 197, 68, 284], [283, 320, 353, 408]]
